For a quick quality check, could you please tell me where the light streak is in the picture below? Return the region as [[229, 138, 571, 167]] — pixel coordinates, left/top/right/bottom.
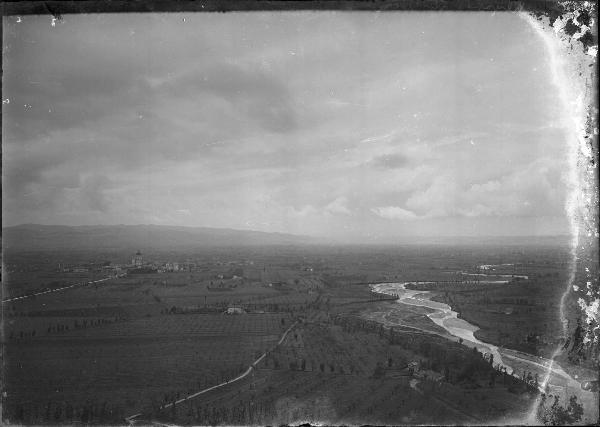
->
[[519, 9, 595, 424]]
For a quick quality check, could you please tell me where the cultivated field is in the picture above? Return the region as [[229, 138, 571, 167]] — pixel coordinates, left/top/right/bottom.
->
[[3, 242, 591, 425], [157, 318, 535, 425], [4, 312, 290, 423]]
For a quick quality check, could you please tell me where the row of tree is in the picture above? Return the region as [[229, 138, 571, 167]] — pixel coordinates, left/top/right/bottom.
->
[[7, 317, 127, 341], [4, 399, 127, 424]]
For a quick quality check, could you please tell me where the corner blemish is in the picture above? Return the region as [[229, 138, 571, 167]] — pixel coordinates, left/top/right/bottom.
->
[[521, 0, 598, 423]]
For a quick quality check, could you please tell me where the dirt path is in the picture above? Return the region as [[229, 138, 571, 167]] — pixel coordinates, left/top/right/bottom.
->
[[2, 274, 125, 303], [126, 320, 299, 424]]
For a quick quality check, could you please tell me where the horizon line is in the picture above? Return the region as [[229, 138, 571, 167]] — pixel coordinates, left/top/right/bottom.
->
[[3, 222, 573, 240]]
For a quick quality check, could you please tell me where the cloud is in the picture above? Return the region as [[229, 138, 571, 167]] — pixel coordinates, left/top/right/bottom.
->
[[430, 132, 489, 148], [324, 196, 352, 215], [371, 206, 419, 221], [161, 63, 297, 133], [404, 158, 565, 219], [360, 130, 396, 144], [2, 63, 300, 210], [80, 174, 112, 212], [370, 153, 410, 169], [1, 13, 570, 238]]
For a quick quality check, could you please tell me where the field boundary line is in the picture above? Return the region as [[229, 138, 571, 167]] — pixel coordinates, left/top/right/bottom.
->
[[126, 320, 299, 424]]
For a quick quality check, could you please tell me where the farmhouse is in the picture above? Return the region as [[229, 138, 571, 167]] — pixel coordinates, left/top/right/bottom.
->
[[225, 307, 246, 315]]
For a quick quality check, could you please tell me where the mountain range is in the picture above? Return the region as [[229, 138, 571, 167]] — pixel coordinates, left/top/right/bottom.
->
[[2, 224, 570, 252], [2, 224, 314, 251]]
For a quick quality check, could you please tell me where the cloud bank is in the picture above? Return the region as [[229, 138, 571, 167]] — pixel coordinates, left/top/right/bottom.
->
[[2, 12, 570, 241]]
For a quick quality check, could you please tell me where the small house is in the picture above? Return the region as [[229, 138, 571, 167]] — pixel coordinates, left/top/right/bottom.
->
[[408, 361, 420, 374]]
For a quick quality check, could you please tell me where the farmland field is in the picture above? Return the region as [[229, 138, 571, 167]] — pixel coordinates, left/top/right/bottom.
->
[[4, 311, 290, 423], [2, 242, 597, 425], [158, 319, 535, 426]]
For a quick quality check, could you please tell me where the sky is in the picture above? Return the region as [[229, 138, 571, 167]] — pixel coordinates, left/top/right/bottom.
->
[[2, 12, 572, 242]]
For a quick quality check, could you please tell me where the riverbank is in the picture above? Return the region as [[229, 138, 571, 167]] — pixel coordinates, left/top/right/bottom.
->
[[408, 278, 565, 358], [366, 282, 599, 425], [370, 283, 517, 374], [413, 283, 598, 389], [427, 291, 556, 358]]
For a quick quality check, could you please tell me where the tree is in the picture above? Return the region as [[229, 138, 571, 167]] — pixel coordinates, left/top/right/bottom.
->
[[489, 371, 496, 388], [537, 394, 583, 425], [372, 363, 385, 379], [171, 399, 176, 420]]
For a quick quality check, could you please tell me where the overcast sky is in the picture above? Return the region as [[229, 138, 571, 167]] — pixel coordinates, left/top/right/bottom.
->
[[2, 12, 571, 241]]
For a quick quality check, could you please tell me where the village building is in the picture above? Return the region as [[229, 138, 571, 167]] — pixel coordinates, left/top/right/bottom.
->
[[131, 251, 143, 267]]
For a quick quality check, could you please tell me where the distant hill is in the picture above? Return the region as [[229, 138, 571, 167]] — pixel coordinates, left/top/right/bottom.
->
[[398, 234, 572, 247], [1, 224, 570, 252], [2, 224, 315, 251]]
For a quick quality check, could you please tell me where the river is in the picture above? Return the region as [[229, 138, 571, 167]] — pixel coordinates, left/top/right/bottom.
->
[[367, 281, 597, 418], [371, 282, 516, 374]]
